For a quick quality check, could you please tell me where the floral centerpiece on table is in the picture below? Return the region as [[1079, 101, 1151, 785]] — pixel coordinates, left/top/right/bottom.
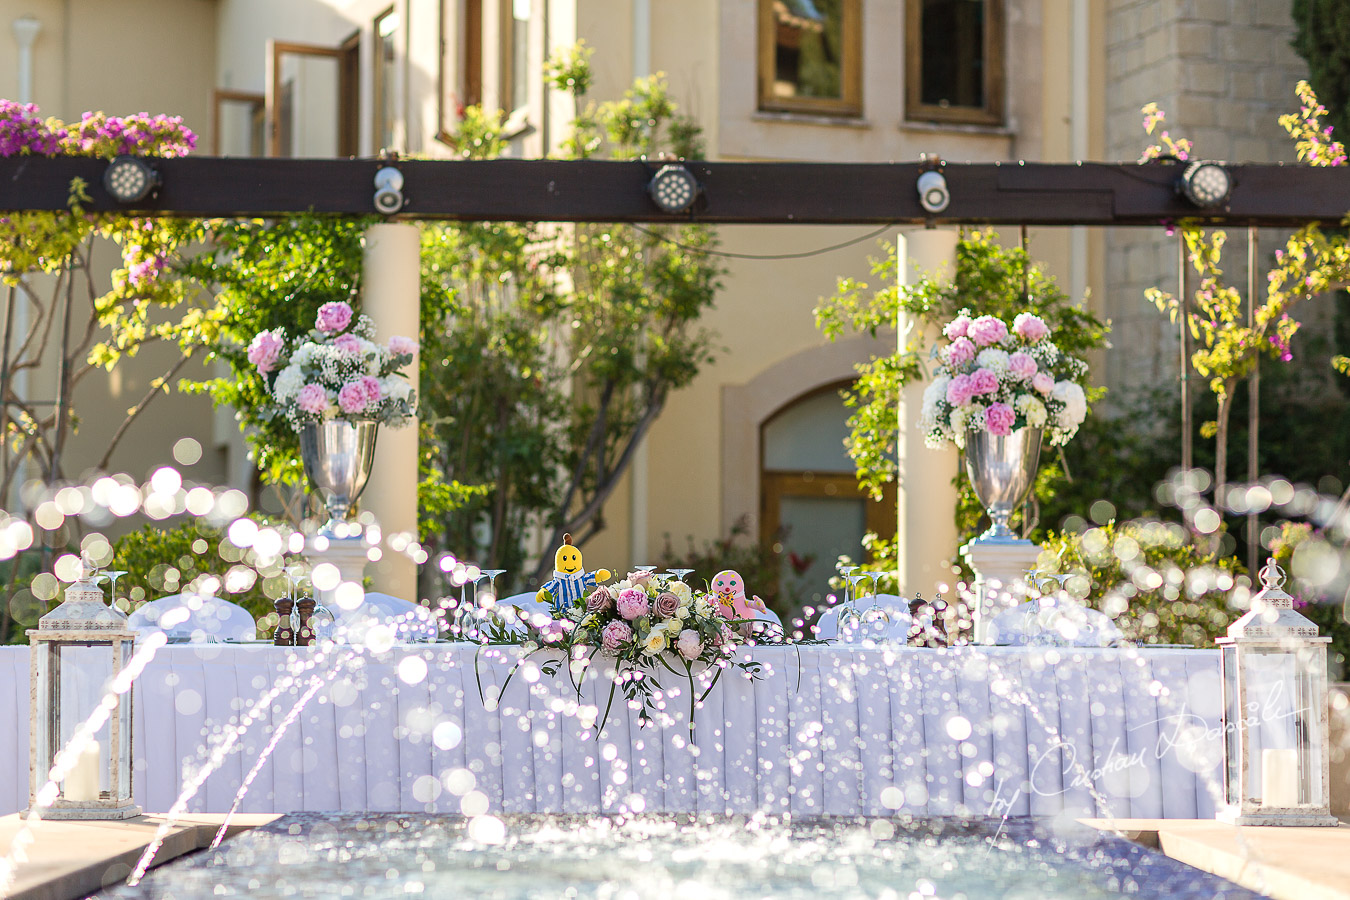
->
[[479, 570, 764, 734], [918, 310, 1089, 449], [246, 301, 418, 431]]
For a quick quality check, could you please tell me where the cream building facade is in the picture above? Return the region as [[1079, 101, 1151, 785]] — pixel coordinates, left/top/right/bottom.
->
[[0, 0, 1311, 603]]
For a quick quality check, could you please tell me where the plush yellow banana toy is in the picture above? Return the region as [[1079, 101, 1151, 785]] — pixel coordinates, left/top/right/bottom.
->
[[536, 533, 611, 614]]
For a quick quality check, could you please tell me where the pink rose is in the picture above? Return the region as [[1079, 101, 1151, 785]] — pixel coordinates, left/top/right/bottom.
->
[[586, 586, 614, 612], [1013, 312, 1051, 342], [968, 316, 1008, 347], [985, 402, 1015, 436], [334, 334, 363, 356], [616, 588, 650, 620], [601, 620, 632, 652], [944, 336, 976, 367], [316, 301, 353, 334], [296, 383, 328, 414], [359, 375, 383, 404], [1032, 372, 1055, 395], [337, 381, 369, 414], [946, 374, 975, 407], [654, 591, 680, 618], [943, 314, 972, 340], [969, 368, 1000, 396], [676, 629, 703, 660], [1008, 352, 1037, 380], [626, 570, 653, 587], [387, 335, 418, 357], [247, 330, 284, 375]]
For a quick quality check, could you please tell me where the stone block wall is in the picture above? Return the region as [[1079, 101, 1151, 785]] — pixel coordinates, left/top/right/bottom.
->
[[1102, 0, 1308, 400]]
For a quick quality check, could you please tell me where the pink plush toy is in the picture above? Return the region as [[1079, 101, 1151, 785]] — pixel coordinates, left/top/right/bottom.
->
[[710, 569, 768, 621]]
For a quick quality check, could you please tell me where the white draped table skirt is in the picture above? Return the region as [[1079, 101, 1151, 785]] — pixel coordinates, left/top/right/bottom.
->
[[0, 644, 1224, 819]]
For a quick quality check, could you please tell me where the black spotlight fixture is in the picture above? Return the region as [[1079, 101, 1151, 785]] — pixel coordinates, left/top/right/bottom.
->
[[102, 155, 159, 204], [1177, 160, 1232, 208], [647, 164, 700, 214]]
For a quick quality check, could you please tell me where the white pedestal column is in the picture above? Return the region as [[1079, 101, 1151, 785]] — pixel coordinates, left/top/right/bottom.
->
[[962, 538, 1041, 643], [303, 534, 370, 610], [362, 223, 421, 601], [896, 229, 960, 598]]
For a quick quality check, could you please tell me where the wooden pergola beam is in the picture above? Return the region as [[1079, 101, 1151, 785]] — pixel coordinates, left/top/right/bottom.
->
[[1, 156, 1346, 227]]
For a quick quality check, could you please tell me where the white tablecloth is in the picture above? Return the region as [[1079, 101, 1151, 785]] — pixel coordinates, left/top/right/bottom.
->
[[0, 644, 1224, 818]]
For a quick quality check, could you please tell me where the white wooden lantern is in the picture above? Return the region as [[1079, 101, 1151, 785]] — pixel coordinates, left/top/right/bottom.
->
[[27, 574, 141, 819], [1217, 560, 1338, 826]]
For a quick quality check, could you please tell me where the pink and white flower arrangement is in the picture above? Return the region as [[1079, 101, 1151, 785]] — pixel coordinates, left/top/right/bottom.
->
[[919, 309, 1090, 448], [247, 301, 418, 430]]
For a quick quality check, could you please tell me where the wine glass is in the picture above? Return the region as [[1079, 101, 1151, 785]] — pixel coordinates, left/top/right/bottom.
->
[[104, 570, 127, 609], [838, 564, 859, 608], [482, 569, 507, 604], [665, 568, 694, 583]]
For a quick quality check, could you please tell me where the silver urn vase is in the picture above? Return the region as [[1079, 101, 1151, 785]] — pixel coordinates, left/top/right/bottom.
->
[[299, 419, 378, 532], [964, 425, 1043, 542]]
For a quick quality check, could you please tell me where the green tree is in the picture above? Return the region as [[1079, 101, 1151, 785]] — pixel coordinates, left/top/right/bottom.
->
[[423, 48, 724, 588], [1292, 0, 1350, 141]]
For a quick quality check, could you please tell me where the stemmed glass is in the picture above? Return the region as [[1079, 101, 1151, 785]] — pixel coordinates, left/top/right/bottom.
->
[[665, 568, 694, 583], [482, 569, 507, 603], [634, 565, 657, 575], [105, 570, 127, 609]]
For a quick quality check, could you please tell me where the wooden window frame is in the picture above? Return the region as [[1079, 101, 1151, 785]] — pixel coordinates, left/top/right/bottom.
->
[[905, 0, 1005, 126], [756, 0, 862, 118], [210, 90, 265, 156], [266, 39, 359, 158], [373, 6, 398, 154], [502, 0, 532, 119]]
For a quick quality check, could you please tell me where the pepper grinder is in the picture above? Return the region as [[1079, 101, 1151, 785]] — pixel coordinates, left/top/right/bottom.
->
[[294, 597, 317, 647], [273, 597, 295, 646]]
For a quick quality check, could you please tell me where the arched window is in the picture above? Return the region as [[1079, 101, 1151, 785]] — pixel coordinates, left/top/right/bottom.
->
[[760, 383, 895, 607]]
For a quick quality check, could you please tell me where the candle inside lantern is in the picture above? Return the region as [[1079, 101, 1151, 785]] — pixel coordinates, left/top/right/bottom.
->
[[1261, 747, 1299, 807], [63, 740, 101, 803]]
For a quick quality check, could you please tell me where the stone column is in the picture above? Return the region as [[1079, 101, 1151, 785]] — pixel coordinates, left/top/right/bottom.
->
[[361, 222, 421, 601], [895, 229, 960, 599]]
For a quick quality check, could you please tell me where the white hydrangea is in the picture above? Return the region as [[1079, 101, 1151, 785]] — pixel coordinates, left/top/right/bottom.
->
[[380, 376, 412, 404], [949, 405, 973, 445], [1051, 380, 1087, 428], [272, 363, 305, 402], [920, 376, 950, 432], [1015, 394, 1048, 428], [975, 348, 1010, 375]]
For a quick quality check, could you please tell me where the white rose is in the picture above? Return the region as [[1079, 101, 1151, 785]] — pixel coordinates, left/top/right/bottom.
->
[[641, 624, 670, 656], [669, 581, 692, 605]]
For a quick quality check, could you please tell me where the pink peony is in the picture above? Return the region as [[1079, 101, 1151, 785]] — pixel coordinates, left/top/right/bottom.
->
[[1032, 372, 1055, 395], [337, 381, 369, 414], [1013, 312, 1051, 342], [387, 335, 418, 356], [946, 374, 976, 407], [945, 336, 976, 367], [334, 334, 363, 356], [247, 330, 284, 375], [654, 591, 680, 618], [359, 375, 383, 404], [316, 301, 353, 334], [616, 588, 650, 620], [677, 629, 703, 660], [969, 368, 1000, 396], [943, 314, 972, 340], [1008, 352, 1037, 380], [586, 586, 614, 613], [601, 620, 632, 652], [985, 402, 1016, 436], [968, 316, 1008, 347], [296, 383, 328, 414]]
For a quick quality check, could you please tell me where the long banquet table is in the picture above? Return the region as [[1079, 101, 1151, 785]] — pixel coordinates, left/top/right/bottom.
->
[[0, 643, 1225, 819]]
